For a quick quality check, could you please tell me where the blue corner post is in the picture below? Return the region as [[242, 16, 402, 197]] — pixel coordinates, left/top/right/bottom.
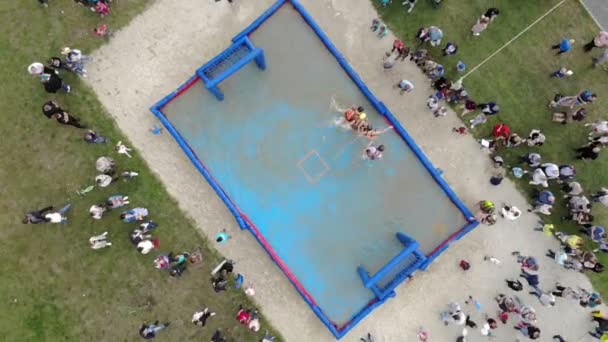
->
[[209, 86, 225, 101], [254, 50, 266, 70]]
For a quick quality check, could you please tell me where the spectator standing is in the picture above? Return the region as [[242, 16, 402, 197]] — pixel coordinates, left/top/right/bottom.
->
[[520, 269, 540, 290], [529, 287, 556, 306], [391, 39, 404, 55], [28, 62, 71, 93], [484, 8, 500, 21], [584, 31, 608, 52], [396, 79, 414, 95], [551, 67, 574, 78], [551, 38, 575, 55], [42, 101, 86, 128], [515, 323, 541, 339], [593, 48, 608, 67]]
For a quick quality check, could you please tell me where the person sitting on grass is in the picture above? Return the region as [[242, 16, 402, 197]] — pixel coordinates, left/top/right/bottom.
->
[[558, 164, 576, 182], [566, 195, 591, 213], [192, 308, 215, 327], [89, 204, 107, 220], [526, 129, 546, 147], [137, 239, 159, 255], [130, 228, 152, 245], [261, 330, 276, 342], [95, 156, 116, 175], [44, 204, 72, 224], [576, 142, 602, 161], [580, 225, 606, 244], [211, 329, 227, 342], [84, 130, 108, 144], [248, 310, 260, 332], [89, 231, 111, 249], [106, 195, 129, 209], [236, 305, 251, 324], [95, 174, 117, 188], [120, 207, 149, 223], [521, 152, 542, 168], [556, 232, 584, 251], [139, 321, 169, 339]]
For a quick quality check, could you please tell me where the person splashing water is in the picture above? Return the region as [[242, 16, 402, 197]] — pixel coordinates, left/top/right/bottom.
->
[[345, 106, 365, 126], [363, 144, 385, 161]]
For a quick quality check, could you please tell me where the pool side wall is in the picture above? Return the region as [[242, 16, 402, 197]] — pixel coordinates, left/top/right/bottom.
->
[[150, 0, 478, 339]]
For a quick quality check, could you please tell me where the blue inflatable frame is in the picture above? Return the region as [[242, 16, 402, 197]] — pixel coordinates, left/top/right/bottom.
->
[[150, 0, 478, 339]]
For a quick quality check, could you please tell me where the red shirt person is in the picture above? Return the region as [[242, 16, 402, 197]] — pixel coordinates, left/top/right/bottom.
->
[[392, 39, 404, 53], [492, 123, 511, 139]]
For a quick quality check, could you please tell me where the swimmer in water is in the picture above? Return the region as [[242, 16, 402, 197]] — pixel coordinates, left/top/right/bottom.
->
[[363, 144, 385, 160], [344, 106, 364, 123], [357, 122, 372, 135], [351, 112, 368, 131], [364, 126, 393, 140]]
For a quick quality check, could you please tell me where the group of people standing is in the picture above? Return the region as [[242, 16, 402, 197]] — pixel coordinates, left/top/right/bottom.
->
[[376, 2, 608, 340]]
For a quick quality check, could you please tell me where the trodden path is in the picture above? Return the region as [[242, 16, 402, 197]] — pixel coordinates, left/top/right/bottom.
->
[[581, 0, 607, 30]]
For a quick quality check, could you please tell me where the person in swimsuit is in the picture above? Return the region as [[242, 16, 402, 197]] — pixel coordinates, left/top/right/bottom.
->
[[344, 106, 364, 122], [343, 107, 357, 123], [363, 144, 385, 160], [351, 113, 368, 132], [365, 126, 393, 140]]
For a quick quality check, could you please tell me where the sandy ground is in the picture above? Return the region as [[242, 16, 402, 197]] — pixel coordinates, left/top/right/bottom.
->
[[86, 0, 604, 341], [581, 0, 607, 30]]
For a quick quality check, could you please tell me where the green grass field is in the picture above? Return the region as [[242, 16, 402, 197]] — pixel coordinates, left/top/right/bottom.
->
[[0, 1, 281, 341], [375, 0, 608, 295]]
